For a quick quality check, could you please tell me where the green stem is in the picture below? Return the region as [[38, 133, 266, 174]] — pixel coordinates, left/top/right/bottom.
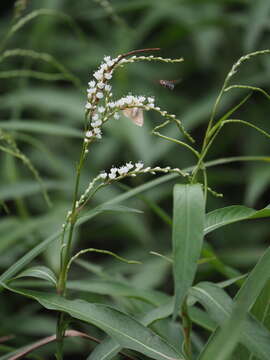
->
[[55, 140, 89, 360], [181, 298, 192, 360]]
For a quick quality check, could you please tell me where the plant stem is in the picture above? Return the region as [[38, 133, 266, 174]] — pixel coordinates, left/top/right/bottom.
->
[[181, 298, 192, 360], [55, 140, 89, 359]]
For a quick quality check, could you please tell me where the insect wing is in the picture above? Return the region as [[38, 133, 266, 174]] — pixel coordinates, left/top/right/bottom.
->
[[159, 79, 181, 90], [123, 108, 144, 127]]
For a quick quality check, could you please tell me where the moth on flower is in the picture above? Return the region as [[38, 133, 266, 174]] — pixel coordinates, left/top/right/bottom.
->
[[122, 108, 144, 127]]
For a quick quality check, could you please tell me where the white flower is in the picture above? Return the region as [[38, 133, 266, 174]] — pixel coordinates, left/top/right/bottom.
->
[[96, 133, 102, 139], [96, 92, 104, 99], [85, 130, 93, 138], [107, 60, 115, 67], [98, 106, 105, 113], [93, 127, 101, 135], [135, 161, 144, 171], [92, 113, 99, 121], [105, 84, 111, 92], [88, 80, 96, 88], [100, 172, 107, 179], [110, 167, 118, 173], [104, 56, 111, 63], [109, 172, 117, 179], [114, 112, 120, 119], [117, 98, 126, 107], [108, 102, 115, 108], [97, 82, 105, 89], [118, 166, 129, 175], [126, 162, 134, 170], [138, 96, 145, 103], [104, 72, 112, 80], [126, 95, 133, 104], [94, 70, 103, 81], [100, 63, 108, 71], [85, 102, 92, 109], [91, 120, 102, 127], [87, 88, 96, 95]]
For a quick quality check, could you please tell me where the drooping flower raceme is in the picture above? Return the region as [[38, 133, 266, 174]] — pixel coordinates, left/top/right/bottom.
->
[[65, 50, 193, 218], [83, 51, 187, 143]]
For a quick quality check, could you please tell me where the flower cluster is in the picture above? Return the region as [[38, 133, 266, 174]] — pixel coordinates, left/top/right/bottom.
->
[[84, 55, 120, 141], [70, 161, 188, 217], [83, 50, 188, 144], [100, 161, 188, 181]]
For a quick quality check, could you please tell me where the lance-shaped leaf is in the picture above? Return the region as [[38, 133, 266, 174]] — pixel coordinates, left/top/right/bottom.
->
[[190, 244, 270, 360], [204, 204, 270, 234], [172, 184, 205, 318], [15, 266, 57, 286], [2, 285, 183, 360]]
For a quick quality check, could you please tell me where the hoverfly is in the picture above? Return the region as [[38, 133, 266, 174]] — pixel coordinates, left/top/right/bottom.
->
[[159, 79, 181, 90], [123, 107, 144, 127]]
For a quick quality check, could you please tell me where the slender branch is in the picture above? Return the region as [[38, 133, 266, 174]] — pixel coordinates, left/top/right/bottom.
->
[[117, 48, 161, 63], [8, 330, 138, 360], [0, 335, 14, 343], [152, 130, 200, 159]]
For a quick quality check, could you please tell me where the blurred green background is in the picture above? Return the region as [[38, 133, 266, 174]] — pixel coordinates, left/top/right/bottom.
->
[[0, 0, 269, 358]]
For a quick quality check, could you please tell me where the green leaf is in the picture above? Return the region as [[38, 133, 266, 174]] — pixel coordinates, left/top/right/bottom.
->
[[0, 230, 61, 286], [67, 280, 169, 306], [0, 216, 55, 253], [87, 338, 120, 360], [204, 204, 270, 234], [190, 283, 270, 360], [0, 204, 141, 286], [0, 180, 66, 201], [3, 286, 183, 360], [191, 243, 270, 360], [244, 0, 270, 52], [249, 279, 270, 360], [0, 121, 83, 138], [15, 266, 57, 286], [195, 283, 246, 360], [172, 184, 205, 318], [77, 204, 143, 225]]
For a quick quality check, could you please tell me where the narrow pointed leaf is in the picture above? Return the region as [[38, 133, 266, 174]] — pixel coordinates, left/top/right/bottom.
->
[[15, 266, 57, 286], [190, 244, 270, 360], [0, 121, 83, 138], [67, 280, 169, 306], [0, 205, 141, 286], [87, 338, 120, 360], [204, 204, 270, 234], [172, 184, 204, 318], [190, 283, 270, 360], [3, 286, 183, 360], [0, 230, 61, 286]]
